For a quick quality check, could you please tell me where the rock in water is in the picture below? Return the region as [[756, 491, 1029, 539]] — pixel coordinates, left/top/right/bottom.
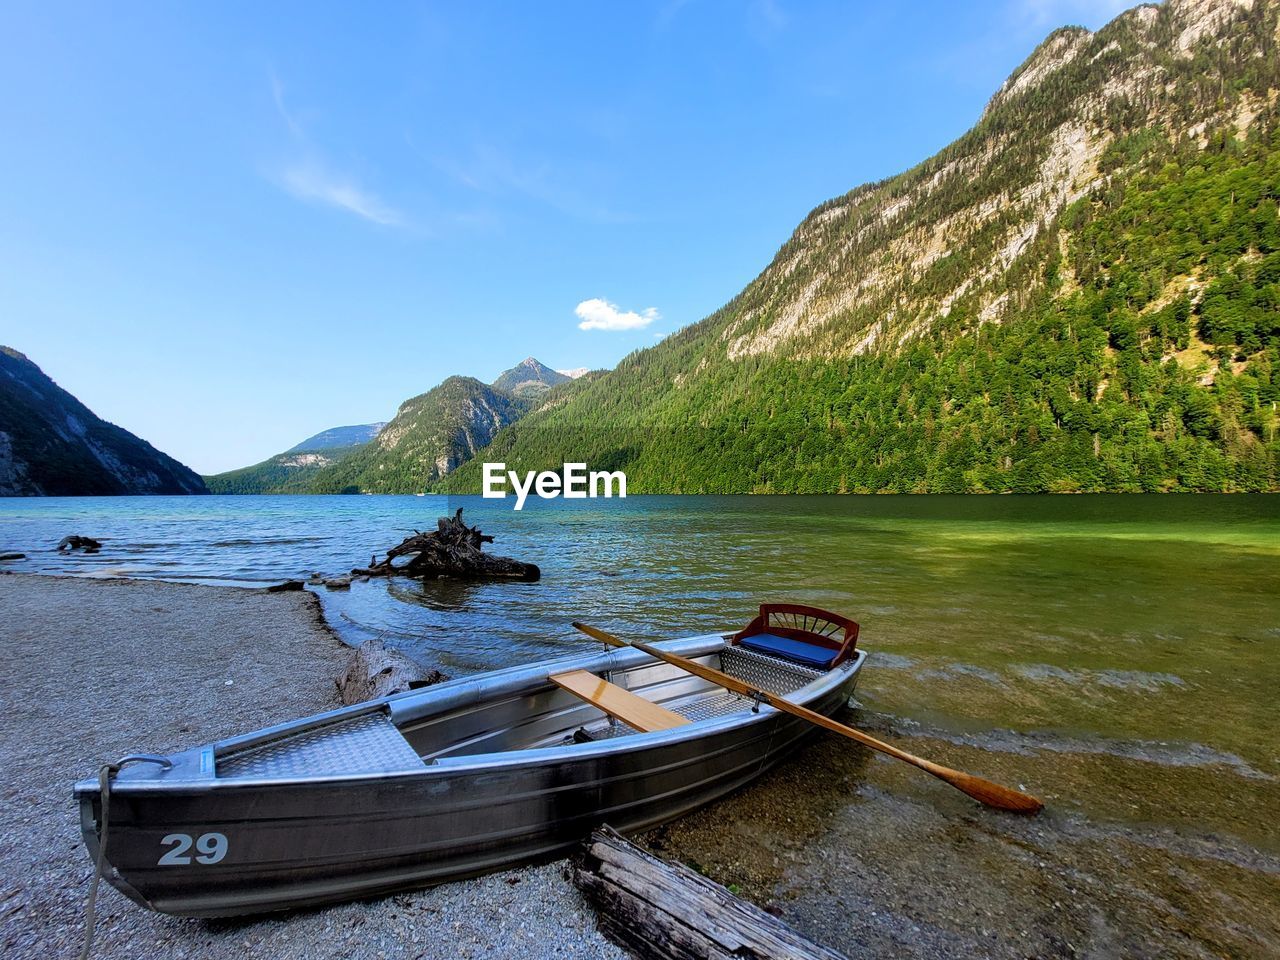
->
[[0, 552, 25, 561], [336, 639, 450, 705], [266, 580, 305, 593]]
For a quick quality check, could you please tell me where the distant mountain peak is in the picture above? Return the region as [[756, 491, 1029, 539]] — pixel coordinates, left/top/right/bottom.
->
[[556, 367, 589, 379], [491, 357, 570, 398], [286, 422, 386, 453]]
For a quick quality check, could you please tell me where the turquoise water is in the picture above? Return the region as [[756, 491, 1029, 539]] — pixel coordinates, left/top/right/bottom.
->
[[2, 492, 1277, 790]]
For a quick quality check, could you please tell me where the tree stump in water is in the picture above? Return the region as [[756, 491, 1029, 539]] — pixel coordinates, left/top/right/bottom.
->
[[353, 508, 539, 582], [575, 826, 848, 960], [57, 535, 101, 553]]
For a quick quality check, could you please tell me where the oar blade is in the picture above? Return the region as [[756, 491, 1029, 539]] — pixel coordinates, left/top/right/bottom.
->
[[935, 768, 1044, 814]]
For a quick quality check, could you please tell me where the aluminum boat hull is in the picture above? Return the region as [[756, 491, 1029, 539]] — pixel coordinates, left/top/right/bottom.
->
[[75, 634, 864, 917]]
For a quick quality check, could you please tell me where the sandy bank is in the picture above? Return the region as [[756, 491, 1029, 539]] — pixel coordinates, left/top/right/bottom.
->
[[0, 574, 622, 960]]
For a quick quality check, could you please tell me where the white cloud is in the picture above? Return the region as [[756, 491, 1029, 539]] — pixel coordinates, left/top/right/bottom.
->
[[438, 143, 631, 224], [575, 298, 660, 332], [269, 70, 304, 138], [748, 0, 788, 37], [281, 161, 402, 226], [268, 71, 403, 228]]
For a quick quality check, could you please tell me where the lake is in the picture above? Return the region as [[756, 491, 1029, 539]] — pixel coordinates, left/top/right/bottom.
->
[[1, 493, 1274, 768], [3, 492, 1278, 953], [2, 494, 1276, 772]]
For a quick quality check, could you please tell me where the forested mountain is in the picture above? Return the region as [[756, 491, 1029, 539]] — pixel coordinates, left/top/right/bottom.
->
[[491, 357, 570, 398], [443, 0, 1280, 494], [0, 346, 207, 496], [205, 422, 385, 494], [207, 357, 578, 494], [302, 376, 524, 493]]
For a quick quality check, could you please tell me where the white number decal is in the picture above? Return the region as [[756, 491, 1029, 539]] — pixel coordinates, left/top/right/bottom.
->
[[158, 832, 228, 866], [158, 833, 192, 865], [195, 832, 229, 864]]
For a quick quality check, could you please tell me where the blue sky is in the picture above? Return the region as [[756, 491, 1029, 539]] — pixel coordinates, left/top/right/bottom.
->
[[0, 0, 1135, 474]]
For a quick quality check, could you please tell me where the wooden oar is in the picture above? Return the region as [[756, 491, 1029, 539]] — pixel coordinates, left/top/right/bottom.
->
[[572, 622, 1044, 815]]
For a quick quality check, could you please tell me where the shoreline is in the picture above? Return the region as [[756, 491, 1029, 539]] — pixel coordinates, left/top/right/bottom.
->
[[0, 573, 623, 960], [3, 572, 1278, 959]]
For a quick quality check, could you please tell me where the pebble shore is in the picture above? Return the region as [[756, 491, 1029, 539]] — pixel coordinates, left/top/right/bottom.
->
[[0, 574, 624, 960]]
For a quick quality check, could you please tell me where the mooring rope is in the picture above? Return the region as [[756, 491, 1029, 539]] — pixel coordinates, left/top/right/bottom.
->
[[78, 762, 118, 960], [79, 755, 172, 960]]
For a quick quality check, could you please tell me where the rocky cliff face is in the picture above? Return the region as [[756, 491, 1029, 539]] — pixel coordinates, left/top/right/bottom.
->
[[0, 346, 207, 496], [719, 0, 1270, 362], [444, 0, 1280, 494]]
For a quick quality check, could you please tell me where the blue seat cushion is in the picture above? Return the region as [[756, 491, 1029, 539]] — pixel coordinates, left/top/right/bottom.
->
[[738, 632, 838, 669]]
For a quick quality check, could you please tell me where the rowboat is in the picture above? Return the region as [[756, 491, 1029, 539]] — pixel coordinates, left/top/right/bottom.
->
[[75, 604, 865, 917]]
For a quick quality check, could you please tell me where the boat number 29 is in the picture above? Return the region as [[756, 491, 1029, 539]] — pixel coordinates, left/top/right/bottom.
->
[[158, 832, 228, 866]]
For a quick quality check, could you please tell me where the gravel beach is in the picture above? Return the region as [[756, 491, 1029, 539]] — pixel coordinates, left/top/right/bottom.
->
[[0, 574, 624, 960]]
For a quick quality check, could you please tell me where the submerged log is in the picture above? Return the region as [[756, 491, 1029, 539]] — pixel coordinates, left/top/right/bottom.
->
[[353, 508, 539, 582], [336, 638, 450, 705], [56, 535, 101, 553], [575, 826, 848, 960]]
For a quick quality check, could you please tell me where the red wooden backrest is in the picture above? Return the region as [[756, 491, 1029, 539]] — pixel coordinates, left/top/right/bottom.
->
[[731, 603, 860, 666]]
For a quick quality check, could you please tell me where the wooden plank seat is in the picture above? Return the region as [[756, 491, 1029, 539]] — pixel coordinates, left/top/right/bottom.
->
[[550, 669, 691, 733]]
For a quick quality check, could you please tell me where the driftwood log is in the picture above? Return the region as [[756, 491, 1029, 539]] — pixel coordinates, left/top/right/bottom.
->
[[575, 826, 848, 960], [336, 638, 450, 705], [353, 508, 539, 582]]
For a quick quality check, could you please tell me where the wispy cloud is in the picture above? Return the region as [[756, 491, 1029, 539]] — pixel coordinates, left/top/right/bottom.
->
[[269, 71, 304, 138], [655, 0, 695, 31], [747, 0, 788, 41], [436, 143, 632, 225], [267, 71, 404, 227], [576, 298, 660, 332], [280, 161, 402, 226]]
